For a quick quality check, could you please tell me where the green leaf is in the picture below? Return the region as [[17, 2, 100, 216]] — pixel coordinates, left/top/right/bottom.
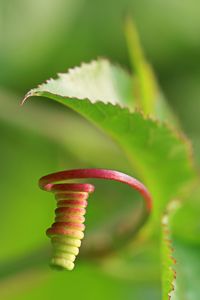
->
[[171, 240, 200, 300], [161, 202, 178, 300], [162, 198, 200, 300], [172, 186, 200, 247], [170, 189, 200, 299], [23, 59, 196, 219], [22, 59, 197, 299], [29, 58, 133, 106], [124, 17, 177, 124]]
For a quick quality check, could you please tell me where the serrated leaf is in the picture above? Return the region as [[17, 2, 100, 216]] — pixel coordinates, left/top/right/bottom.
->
[[171, 240, 200, 300], [161, 202, 178, 300], [170, 189, 200, 300], [31, 58, 133, 106], [161, 198, 200, 300], [23, 59, 196, 218]]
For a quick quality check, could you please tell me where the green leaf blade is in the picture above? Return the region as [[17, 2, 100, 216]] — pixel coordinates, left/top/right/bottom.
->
[[161, 204, 177, 300], [27, 59, 134, 106], [124, 17, 178, 125], [22, 59, 196, 218]]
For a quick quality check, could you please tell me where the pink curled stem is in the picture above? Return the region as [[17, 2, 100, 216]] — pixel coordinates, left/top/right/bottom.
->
[[39, 168, 152, 213], [39, 168, 152, 268]]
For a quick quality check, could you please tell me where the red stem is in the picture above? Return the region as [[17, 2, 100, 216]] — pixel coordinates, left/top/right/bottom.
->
[[39, 168, 152, 213]]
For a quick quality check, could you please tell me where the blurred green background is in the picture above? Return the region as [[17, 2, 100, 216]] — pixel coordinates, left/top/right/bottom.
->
[[0, 1, 200, 299]]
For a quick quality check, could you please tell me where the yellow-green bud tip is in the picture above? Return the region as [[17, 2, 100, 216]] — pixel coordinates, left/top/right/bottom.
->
[[50, 257, 74, 271]]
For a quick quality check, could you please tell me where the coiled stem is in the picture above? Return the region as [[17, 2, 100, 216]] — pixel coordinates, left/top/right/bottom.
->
[[39, 169, 152, 270], [45, 183, 94, 270]]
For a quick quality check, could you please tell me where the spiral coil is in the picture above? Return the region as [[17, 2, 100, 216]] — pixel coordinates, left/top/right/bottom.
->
[[44, 183, 94, 270], [39, 168, 152, 271]]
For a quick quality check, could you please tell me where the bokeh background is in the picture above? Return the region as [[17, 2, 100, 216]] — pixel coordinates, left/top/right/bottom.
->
[[0, 1, 200, 299]]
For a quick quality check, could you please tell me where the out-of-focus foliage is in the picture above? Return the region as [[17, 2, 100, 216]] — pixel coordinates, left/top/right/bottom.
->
[[1, 1, 200, 300]]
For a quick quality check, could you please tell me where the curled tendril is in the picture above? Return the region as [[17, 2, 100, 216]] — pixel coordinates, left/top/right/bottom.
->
[[39, 168, 152, 270]]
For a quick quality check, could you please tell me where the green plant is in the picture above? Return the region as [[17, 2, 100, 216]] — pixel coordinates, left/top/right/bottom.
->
[[21, 19, 199, 299]]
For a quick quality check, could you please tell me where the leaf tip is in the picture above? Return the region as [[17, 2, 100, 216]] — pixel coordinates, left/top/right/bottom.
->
[[20, 89, 40, 106], [20, 90, 33, 106]]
